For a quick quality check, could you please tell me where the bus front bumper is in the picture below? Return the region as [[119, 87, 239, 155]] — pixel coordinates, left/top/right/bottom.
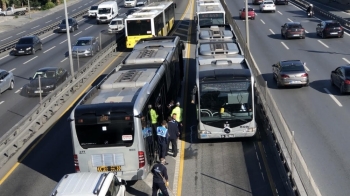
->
[[198, 129, 256, 139]]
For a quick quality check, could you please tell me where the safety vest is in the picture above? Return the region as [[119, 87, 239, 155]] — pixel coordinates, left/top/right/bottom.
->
[[171, 106, 182, 122], [156, 126, 168, 138], [149, 108, 158, 124]]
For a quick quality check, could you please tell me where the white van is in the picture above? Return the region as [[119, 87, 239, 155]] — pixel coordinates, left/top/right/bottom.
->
[[124, 0, 137, 7], [50, 172, 126, 196], [96, 1, 119, 24]]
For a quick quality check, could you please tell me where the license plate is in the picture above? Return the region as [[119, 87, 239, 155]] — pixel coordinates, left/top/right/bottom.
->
[[34, 90, 43, 93], [200, 134, 208, 138], [293, 34, 299, 36], [331, 32, 338, 34], [290, 81, 301, 84], [19, 51, 24, 53], [97, 166, 122, 172], [221, 134, 234, 138]]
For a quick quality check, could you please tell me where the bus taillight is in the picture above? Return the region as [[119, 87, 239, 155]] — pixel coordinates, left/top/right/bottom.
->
[[138, 151, 145, 168], [74, 154, 80, 172]]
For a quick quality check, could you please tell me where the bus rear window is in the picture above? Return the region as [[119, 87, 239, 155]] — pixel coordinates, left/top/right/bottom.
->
[[126, 20, 151, 36], [75, 120, 134, 148]]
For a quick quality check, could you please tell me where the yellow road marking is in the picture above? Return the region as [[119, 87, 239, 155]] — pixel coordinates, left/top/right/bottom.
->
[[177, 0, 195, 195], [0, 51, 125, 185]]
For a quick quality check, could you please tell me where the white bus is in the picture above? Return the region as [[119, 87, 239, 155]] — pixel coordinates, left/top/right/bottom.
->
[[195, 0, 226, 28], [192, 25, 256, 139], [69, 36, 185, 181]]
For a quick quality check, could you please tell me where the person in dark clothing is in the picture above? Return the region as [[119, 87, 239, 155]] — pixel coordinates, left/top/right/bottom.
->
[[157, 120, 168, 161], [307, 4, 313, 15], [152, 158, 169, 196], [172, 113, 182, 137], [142, 120, 154, 164], [167, 116, 179, 157]]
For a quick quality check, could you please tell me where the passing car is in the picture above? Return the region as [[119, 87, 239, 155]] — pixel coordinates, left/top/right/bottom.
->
[[50, 172, 126, 196], [252, 0, 263, 5], [239, 7, 256, 20], [0, 69, 14, 94], [126, 7, 140, 16], [88, 5, 98, 17], [275, 0, 289, 5], [273, 60, 309, 88], [331, 66, 350, 94], [26, 67, 69, 96], [57, 18, 79, 33], [316, 20, 344, 38], [260, 0, 276, 12], [12, 35, 42, 56], [72, 36, 100, 57], [281, 22, 305, 39], [108, 18, 125, 33]]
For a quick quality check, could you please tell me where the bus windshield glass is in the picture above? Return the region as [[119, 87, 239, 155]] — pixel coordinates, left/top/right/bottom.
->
[[126, 19, 152, 36], [98, 8, 111, 14], [75, 115, 134, 148], [199, 81, 253, 123], [198, 13, 224, 26]]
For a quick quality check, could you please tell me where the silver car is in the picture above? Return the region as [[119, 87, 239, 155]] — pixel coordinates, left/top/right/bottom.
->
[[0, 69, 14, 94], [273, 60, 309, 87], [72, 36, 100, 57]]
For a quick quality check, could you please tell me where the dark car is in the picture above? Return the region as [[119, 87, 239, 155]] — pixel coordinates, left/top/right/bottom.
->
[[281, 22, 305, 39], [57, 18, 79, 33], [331, 66, 350, 94], [316, 20, 344, 38], [126, 8, 141, 16], [26, 67, 69, 96], [275, 0, 289, 5], [13, 35, 42, 55], [252, 0, 263, 5], [273, 60, 309, 88]]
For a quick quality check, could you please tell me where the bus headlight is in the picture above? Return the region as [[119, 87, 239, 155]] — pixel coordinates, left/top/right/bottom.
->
[[248, 127, 256, 132]]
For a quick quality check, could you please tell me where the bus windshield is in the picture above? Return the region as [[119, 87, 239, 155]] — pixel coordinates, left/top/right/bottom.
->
[[75, 117, 134, 149], [126, 19, 152, 36], [199, 81, 253, 124], [198, 13, 224, 26]]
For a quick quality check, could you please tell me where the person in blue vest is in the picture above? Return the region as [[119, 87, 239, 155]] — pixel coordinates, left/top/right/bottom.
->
[[142, 120, 154, 163], [157, 120, 169, 163]]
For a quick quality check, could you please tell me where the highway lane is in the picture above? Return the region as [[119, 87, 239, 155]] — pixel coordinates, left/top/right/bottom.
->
[[0, 7, 130, 136], [0, 0, 102, 43], [227, 1, 350, 195]]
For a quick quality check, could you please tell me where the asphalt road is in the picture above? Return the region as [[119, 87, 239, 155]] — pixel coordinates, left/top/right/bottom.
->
[[0, 0, 123, 136], [226, 0, 350, 195]]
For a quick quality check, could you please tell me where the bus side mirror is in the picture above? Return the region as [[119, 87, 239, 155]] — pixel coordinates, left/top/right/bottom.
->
[[191, 86, 197, 104], [181, 41, 185, 50], [175, 3, 177, 8]]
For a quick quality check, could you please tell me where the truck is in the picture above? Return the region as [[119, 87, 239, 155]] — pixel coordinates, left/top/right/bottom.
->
[[96, 1, 119, 24], [0, 7, 27, 16], [50, 172, 127, 196]]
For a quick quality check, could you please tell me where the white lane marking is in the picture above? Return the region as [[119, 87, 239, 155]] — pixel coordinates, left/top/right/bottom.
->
[[345, 32, 350, 36], [23, 56, 38, 64], [317, 40, 329, 48], [118, 8, 121, 11], [84, 3, 88, 5], [72, 9, 76, 12], [16, 31, 26, 35], [281, 42, 289, 50], [73, 31, 83, 36], [287, 18, 293, 22], [42, 33, 55, 40], [0, 101, 4, 105], [31, 25, 40, 29], [324, 88, 342, 107], [304, 65, 310, 71], [78, 18, 84, 22], [277, 11, 283, 15], [45, 20, 52, 23], [269, 29, 275, 34], [85, 25, 93, 30], [9, 68, 16, 72], [56, 16, 61, 19], [305, 30, 309, 33], [78, 6, 82, 8], [260, 19, 265, 24], [0, 54, 9, 60], [0, 36, 12, 41], [43, 46, 56, 53], [61, 58, 68, 62], [342, 58, 350, 64], [60, 39, 67, 44], [15, 88, 22, 93]]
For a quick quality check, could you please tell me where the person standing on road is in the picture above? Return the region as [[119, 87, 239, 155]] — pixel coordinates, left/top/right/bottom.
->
[[152, 158, 169, 196], [171, 102, 183, 135], [157, 120, 169, 162], [167, 116, 179, 157]]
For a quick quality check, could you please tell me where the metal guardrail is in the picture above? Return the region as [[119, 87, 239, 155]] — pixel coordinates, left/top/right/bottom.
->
[[220, 0, 323, 195], [0, 0, 106, 54], [0, 36, 119, 175]]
